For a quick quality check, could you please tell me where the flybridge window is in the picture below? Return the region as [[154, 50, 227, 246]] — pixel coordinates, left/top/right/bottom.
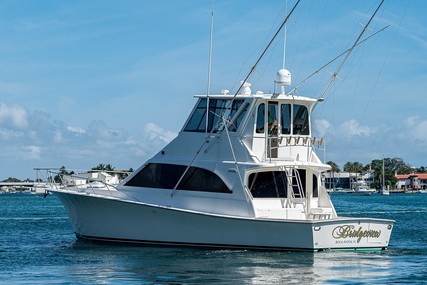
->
[[255, 103, 265, 133], [125, 163, 232, 193], [184, 98, 245, 133], [281, 104, 291, 135], [293, 105, 309, 135], [256, 102, 309, 136], [228, 102, 249, 132]]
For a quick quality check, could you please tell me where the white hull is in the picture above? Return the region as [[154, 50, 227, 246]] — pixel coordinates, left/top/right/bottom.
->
[[54, 190, 393, 251]]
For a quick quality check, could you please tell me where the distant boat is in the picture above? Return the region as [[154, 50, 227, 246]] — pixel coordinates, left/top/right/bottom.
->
[[352, 179, 376, 196], [380, 188, 390, 195], [330, 188, 354, 194], [417, 190, 427, 194]]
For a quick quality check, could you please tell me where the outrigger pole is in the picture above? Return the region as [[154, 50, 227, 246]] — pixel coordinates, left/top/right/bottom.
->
[[288, 24, 390, 96], [315, 0, 385, 102]]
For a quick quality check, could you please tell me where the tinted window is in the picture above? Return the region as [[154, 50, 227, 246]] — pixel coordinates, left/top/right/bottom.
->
[[281, 104, 291, 135], [184, 99, 244, 133], [249, 171, 287, 198], [293, 104, 309, 135], [313, 174, 318, 198], [267, 102, 278, 135], [184, 99, 207, 132], [255, 103, 265, 133], [229, 102, 249, 132], [125, 163, 231, 193]]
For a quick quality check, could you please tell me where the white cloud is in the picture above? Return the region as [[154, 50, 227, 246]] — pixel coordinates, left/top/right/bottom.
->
[[54, 131, 63, 143], [144, 122, 177, 143], [337, 119, 374, 139], [0, 128, 24, 140], [399, 116, 427, 146], [313, 119, 332, 137], [23, 145, 41, 160], [0, 102, 28, 129], [67, 126, 86, 134]]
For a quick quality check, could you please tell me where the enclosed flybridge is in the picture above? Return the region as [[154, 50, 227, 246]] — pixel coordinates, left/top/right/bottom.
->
[[48, 1, 393, 251], [49, 70, 393, 250]]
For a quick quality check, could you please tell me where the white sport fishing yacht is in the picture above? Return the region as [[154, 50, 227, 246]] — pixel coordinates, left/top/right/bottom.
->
[[48, 1, 393, 251]]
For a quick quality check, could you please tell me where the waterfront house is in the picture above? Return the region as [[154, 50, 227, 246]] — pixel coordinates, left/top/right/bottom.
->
[[395, 174, 427, 190]]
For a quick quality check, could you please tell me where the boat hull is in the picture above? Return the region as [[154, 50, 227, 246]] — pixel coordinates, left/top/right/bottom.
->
[[53, 190, 393, 251]]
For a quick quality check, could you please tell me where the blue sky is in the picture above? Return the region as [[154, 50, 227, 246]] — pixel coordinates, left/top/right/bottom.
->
[[0, 0, 426, 179]]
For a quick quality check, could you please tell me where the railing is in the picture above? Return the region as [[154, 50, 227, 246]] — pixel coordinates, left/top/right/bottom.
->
[[248, 135, 325, 163], [33, 168, 131, 198]]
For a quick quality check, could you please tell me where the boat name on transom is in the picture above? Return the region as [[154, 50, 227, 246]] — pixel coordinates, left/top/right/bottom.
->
[[332, 225, 381, 243]]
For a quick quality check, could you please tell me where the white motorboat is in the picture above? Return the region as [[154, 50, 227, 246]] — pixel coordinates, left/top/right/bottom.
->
[[47, 2, 393, 251], [352, 179, 376, 196], [330, 188, 354, 195]]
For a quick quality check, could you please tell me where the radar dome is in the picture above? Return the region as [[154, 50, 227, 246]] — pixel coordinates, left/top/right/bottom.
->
[[275, 68, 291, 86]]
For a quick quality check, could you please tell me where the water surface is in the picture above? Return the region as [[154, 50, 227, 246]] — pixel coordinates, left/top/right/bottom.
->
[[0, 193, 425, 284]]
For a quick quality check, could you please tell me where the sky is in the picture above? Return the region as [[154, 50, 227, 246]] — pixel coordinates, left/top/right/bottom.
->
[[0, 0, 426, 180]]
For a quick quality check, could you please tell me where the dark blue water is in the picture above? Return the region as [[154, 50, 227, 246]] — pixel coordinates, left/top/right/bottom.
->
[[0, 193, 426, 284]]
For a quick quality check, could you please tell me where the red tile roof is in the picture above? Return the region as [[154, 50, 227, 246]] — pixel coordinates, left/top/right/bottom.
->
[[396, 174, 427, 180]]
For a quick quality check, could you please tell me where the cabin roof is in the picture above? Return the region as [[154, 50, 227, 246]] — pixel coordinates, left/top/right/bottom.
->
[[195, 93, 318, 103]]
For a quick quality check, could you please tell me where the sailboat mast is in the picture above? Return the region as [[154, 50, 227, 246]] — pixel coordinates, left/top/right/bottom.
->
[[382, 157, 385, 191]]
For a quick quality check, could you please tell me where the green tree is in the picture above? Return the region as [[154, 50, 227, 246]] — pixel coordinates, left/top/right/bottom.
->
[[91, 163, 115, 173], [416, 166, 426, 173], [54, 166, 74, 183], [343, 161, 364, 173], [2, 177, 21, 182], [369, 157, 408, 189], [326, 161, 340, 173]]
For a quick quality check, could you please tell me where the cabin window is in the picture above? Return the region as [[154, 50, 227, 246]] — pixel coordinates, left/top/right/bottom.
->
[[280, 103, 291, 135], [184, 98, 244, 133], [255, 103, 265, 133], [313, 174, 318, 198], [249, 171, 287, 198], [125, 163, 232, 193], [293, 104, 309, 135]]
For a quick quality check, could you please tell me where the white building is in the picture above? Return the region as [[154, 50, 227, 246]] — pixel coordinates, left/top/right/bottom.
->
[[63, 171, 119, 187]]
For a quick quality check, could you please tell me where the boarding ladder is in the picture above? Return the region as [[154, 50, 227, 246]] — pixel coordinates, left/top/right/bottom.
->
[[286, 166, 308, 218]]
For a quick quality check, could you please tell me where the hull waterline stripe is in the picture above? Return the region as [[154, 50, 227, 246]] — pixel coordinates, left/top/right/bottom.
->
[[75, 234, 387, 252]]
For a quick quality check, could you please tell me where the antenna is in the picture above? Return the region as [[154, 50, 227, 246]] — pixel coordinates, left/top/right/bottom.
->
[[279, 0, 289, 95], [205, 0, 215, 133], [282, 0, 288, 70], [233, 0, 301, 97]]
